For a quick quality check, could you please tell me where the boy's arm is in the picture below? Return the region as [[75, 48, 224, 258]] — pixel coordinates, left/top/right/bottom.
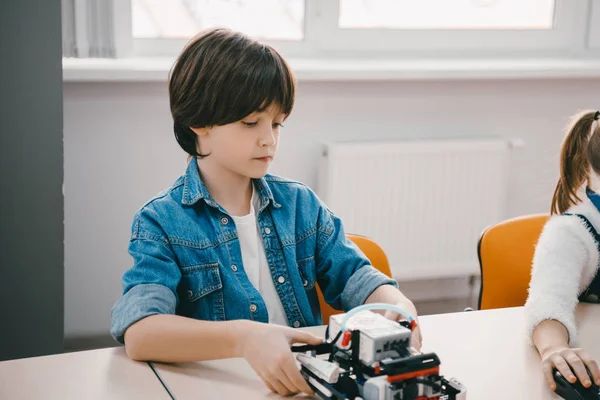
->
[[123, 314, 248, 361], [313, 203, 422, 349], [109, 209, 244, 362], [122, 315, 320, 363], [124, 313, 321, 397], [313, 201, 399, 311], [114, 211, 320, 396], [364, 283, 418, 322], [364, 283, 421, 350]]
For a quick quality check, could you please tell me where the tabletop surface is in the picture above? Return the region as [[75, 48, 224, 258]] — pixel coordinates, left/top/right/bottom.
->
[[150, 305, 600, 400], [0, 346, 169, 399]]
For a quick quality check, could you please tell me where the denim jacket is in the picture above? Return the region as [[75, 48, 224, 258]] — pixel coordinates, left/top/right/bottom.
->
[[110, 158, 397, 344]]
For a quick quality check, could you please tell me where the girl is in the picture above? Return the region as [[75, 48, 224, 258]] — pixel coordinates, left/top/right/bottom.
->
[[109, 28, 421, 397], [525, 110, 600, 392]]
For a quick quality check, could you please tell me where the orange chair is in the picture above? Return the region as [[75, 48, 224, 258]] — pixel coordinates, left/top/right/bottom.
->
[[316, 234, 393, 324], [477, 214, 550, 310]]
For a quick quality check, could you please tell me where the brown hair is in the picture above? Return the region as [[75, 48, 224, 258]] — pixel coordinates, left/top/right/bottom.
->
[[551, 110, 600, 214], [168, 28, 296, 157]]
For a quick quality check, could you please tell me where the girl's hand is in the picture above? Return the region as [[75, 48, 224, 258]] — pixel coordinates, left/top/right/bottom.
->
[[238, 322, 323, 396], [541, 345, 600, 391]]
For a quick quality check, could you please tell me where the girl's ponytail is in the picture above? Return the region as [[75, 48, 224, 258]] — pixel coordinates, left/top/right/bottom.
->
[[551, 111, 600, 214]]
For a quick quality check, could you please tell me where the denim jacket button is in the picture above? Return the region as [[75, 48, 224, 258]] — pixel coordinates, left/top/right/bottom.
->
[[221, 217, 229, 225], [303, 280, 308, 287], [250, 304, 257, 312], [187, 290, 193, 298], [277, 276, 285, 284], [588, 293, 599, 302], [231, 265, 238, 272], [293, 321, 300, 328], [264, 227, 271, 235]]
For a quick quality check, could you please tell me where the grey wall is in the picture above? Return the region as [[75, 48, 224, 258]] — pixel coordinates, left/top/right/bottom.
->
[[63, 78, 600, 338], [0, 0, 64, 360]]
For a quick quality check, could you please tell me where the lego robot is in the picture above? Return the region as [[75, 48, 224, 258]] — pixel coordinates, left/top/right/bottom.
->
[[292, 303, 467, 400]]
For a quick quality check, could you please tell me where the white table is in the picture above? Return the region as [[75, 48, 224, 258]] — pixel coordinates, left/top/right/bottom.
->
[[150, 304, 600, 399], [0, 347, 169, 399]]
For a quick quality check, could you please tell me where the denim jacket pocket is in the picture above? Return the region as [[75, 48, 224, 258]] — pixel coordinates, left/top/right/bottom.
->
[[297, 256, 316, 291], [181, 262, 222, 302]]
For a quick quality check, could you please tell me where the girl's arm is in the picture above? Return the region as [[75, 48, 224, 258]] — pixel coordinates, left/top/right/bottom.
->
[[532, 319, 570, 359], [525, 215, 600, 389], [532, 319, 600, 391], [525, 215, 593, 348]]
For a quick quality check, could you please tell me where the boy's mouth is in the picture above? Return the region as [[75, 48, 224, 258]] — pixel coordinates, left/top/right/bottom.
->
[[254, 156, 273, 163]]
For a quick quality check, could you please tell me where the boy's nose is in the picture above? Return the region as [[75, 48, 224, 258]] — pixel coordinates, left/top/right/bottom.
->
[[259, 129, 276, 146]]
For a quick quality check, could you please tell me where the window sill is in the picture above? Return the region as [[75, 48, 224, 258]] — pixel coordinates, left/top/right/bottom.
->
[[62, 57, 600, 82]]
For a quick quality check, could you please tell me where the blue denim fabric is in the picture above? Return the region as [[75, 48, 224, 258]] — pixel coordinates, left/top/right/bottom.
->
[[110, 158, 397, 344]]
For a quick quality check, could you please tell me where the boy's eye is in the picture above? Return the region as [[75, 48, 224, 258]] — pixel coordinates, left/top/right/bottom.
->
[[273, 123, 284, 128], [242, 121, 258, 127]]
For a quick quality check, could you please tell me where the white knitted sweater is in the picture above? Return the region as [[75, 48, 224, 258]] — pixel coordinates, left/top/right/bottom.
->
[[524, 198, 600, 345]]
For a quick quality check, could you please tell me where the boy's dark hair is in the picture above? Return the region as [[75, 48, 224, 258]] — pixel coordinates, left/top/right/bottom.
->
[[168, 28, 296, 157]]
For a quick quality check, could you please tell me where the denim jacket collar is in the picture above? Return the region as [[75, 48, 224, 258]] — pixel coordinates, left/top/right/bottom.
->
[[181, 157, 276, 212]]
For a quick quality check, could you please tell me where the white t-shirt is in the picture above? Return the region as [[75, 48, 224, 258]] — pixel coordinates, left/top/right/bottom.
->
[[231, 187, 288, 326]]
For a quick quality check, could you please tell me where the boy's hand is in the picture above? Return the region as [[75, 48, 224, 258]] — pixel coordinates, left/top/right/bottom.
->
[[365, 285, 422, 351], [409, 324, 423, 352], [383, 308, 423, 351], [238, 322, 323, 396], [540, 345, 600, 391]]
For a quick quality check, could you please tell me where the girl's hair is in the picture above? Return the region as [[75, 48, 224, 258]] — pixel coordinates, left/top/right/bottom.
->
[[551, 110, 600, 214], [168, 28, 296, 157]]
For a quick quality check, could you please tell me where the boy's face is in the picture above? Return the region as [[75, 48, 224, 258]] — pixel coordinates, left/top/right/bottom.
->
[[194, 104, 285, 179]]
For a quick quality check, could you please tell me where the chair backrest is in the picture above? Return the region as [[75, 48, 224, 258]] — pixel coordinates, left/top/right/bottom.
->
[[316, 234, 392, 324], [477, 214, 550, 310]]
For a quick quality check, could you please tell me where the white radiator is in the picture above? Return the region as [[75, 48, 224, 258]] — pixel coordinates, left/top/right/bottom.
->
[[317, 138, 513, 281]]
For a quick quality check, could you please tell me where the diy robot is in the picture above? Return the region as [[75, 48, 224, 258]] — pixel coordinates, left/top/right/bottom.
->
[[292, 304, 467, 400]]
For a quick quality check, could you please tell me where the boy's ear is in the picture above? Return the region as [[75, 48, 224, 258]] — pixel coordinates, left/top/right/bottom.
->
[[190, 127, 209, 137]]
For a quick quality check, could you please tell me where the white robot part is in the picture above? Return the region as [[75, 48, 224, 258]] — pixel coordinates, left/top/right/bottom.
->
[[329, 311, 412, 365], [362, 375, 441, 400], [297, 353, 343, 384]]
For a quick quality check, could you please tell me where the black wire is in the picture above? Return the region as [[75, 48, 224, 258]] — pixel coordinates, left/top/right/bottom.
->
[[324, 324, 343, 345], [330, 329, 343, 344], [391, 343, 410, 358]]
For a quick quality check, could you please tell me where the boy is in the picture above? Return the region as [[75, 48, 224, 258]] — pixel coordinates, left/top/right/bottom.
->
[[110, 28, 421, 396]]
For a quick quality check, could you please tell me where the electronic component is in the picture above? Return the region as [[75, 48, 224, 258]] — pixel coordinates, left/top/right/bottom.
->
[[292, 303, 467, 400]]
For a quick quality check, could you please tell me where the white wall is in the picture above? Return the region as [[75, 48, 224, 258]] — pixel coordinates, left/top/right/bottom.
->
[[63, 78, 600, 338]]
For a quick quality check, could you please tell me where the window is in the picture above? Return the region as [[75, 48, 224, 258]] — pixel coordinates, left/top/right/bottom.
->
[[130, 0, 308, 57], [315, 0, 586, 53], [132, 0, 304, 40], [110, 0, 593, 59], [338, 0, 555, 30]]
